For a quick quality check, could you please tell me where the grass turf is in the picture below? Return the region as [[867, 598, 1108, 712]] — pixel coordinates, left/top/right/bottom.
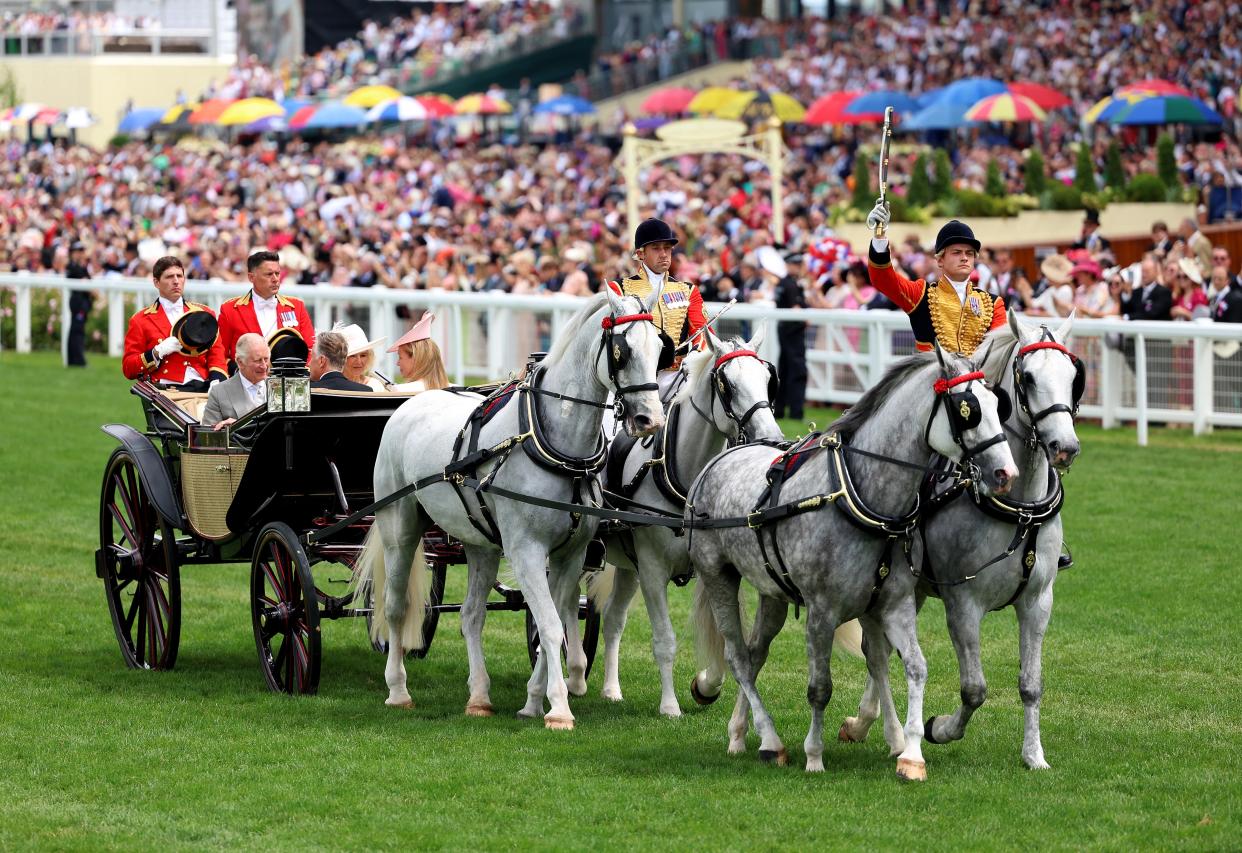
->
[[0, 352, 1238, 851]]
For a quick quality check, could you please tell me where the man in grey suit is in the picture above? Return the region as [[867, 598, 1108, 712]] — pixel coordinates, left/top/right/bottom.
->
[[203, 333, 271, 428]]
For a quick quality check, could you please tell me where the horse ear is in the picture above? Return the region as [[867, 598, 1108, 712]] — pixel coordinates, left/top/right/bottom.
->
[[705, 327, 725, 354], [605, 283, 624, 314], [746, 323, 765, 351], [1054, 308, 1075, 342], [644, 277, 666, 313], [934, 341, 948, 372], [1007, 305, 1026, 342]]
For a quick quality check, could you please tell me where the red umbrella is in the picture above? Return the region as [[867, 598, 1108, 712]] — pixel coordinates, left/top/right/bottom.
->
[[1117, 79, 1192, 97], [188, 99, 235, 125], [287, 105, 319, 130], [1006, 82, 1072, 110], [805, 92, 876, 125], [415, 95, 456, 118], [640, 87, 696, 114]]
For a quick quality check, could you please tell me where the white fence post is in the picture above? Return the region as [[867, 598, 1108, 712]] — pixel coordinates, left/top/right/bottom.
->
[[1099, 334, 1121, 429], [15, 284, 31, 353], [108, 291, 126, 357], [1193, 333, 1213, 436], [1135, 334, 1148, 447]]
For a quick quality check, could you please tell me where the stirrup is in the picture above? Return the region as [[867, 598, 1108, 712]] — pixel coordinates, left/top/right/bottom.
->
[[1057, 544, 1073, 571]]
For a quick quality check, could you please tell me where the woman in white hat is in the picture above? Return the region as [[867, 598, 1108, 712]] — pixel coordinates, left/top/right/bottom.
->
[[335, 323, 389, 390], [388, 312, 448, 392]]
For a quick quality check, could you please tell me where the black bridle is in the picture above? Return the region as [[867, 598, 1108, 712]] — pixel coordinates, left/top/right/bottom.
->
[[688, 349, 777, 444], [1013, 334, 1085, 424], [599, 311, 661, 420], [926, 369, 1009, 463]]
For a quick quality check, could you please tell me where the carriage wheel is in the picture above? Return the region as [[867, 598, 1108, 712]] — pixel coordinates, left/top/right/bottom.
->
[[525, 588, 601, 678], [98, 449, 181, 671], [250, 522, 321, 695], [365, 560, 446, 659]]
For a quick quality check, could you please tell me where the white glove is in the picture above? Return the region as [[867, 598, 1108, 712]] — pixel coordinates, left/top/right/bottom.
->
[[866, 199, 891, 233], [153, 336, 183, 359]]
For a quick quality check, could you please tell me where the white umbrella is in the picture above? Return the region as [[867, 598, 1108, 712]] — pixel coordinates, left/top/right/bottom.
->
[[365, 97, 429, 123], [64, 107, 97, 129]]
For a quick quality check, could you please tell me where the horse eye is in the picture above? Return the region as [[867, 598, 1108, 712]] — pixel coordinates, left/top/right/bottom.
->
[[1023, 373, 1036, 388]]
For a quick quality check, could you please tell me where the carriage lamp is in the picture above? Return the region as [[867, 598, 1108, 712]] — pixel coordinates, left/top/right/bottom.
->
[[266, 357, 312, 413]]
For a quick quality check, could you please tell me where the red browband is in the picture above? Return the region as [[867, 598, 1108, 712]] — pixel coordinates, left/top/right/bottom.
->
[[714, 349, 760, 369], [934, 371, 985, 395], [601, 313, 653, 329], [1019, 341, 1078, 362]]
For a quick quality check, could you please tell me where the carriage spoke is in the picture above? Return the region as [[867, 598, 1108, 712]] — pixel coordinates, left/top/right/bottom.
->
[[145, 583, 163, 662], [272, 636, 288, 681], [292, 630, 309, 692], [123, 587, 142, 634], [134, 592, 148, 668], [108, 503, 138, 548]]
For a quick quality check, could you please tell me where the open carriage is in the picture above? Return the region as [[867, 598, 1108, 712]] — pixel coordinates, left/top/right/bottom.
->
[[95, 381, 599, 695]]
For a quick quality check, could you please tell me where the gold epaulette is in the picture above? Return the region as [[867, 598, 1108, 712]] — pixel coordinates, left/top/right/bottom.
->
[[143, 300, 160, 315]]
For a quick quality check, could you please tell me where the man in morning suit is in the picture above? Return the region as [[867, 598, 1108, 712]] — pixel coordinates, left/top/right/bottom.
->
[[203, 333, 272, 428]]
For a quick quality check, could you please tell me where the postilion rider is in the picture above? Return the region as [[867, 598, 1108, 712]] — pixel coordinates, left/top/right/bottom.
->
[[865, 201, 1006, 356], [607, 218, 706, 395], [122, 255, 227, 392]]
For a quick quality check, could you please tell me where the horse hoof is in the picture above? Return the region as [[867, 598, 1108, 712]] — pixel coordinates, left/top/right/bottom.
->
[[806, 756, 825, 773], [759, 748, 789, 767], [896, 758, 927, 782], [568, 681, 588, 698], [544, 714, 575, 731], [690, 675, 720, 706], [601, 688, 623, 702], [838, 718, 865, 743], [385, 697, 414, 709], [727, 740, 746, 755], [465, 703, 494, 717], [515, 709, 540, 721]]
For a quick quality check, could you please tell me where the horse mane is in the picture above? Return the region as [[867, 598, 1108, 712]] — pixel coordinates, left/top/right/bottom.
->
[[672, 347, 715, 406], [979, 322, 1020, 386], [544, 292, 609, 366], [830, 350, 967, 437]]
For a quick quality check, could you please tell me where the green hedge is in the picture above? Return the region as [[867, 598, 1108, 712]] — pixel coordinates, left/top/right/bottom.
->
[[0, 286, 144, 354], [1126, 173, 1168, 202]]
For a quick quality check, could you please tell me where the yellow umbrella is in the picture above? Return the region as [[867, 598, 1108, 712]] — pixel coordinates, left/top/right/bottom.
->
[[454, 93, 512, 115], [159, 103, 199, 125], [687, 87, 745, 115], [715, 91, 806, 123], [343, 85, 403, 108], [1083, 92, 1149, 124], [216, 97, 284, 126]]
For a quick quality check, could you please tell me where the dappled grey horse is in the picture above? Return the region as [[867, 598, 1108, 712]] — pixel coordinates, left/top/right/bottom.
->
[[687, 349, 1018, 779], [592, 330, 784, 717], [358, 288, 666, 731], [839, 311, 1082, 770]]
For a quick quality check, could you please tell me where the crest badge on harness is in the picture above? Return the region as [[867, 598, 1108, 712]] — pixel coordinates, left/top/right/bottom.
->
[[959, 399, 972, 420]]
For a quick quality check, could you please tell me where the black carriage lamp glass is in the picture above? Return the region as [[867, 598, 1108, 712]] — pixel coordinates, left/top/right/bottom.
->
[[267, 357, 312, 413]]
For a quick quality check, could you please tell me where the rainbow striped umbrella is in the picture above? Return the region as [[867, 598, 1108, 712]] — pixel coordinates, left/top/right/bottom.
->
[[415, 95, 456, 118], [964, 93, 1048, 123], [1108, 95, 1223, 126], [1117, 79, 1192, 97], [1006, 82, 1072, 110], [188, 99, 236, 125], [343, 84, 403, 108], [454, 94, 512, 115], [1083, 92, 1151, 124]]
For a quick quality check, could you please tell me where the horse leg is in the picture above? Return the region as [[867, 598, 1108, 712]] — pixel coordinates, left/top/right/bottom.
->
[[703, 571, 787, 765], [379, 511, 428, 709], [511, 543, 573, 730], [1016, 585, 1054, 769], [600, 566, 639, 702], [726, 594, 789, 754], [554, 559, 590, 698], [461, 545, 500, 717], [802, 606, 838, 773], [884, 599, 930, 782], [924, 601, 988, 747], [839, 616, 907, 757], [634, 546, 683, 717]]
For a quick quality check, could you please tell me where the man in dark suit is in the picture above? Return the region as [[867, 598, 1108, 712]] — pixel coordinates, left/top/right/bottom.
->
[[309, 331, 373, 392], [66, 241, 92, 367], [1119, 256, 1173, 320]]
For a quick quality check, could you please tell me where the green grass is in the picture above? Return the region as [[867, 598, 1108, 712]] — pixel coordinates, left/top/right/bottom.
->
[[1, 352, 1238, 850]]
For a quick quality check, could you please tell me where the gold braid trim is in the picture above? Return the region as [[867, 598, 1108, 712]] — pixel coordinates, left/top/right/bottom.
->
[[927, 278, 992, 357]]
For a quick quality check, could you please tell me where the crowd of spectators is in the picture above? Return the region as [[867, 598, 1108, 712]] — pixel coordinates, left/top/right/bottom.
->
[[0, 10, 156, 35]]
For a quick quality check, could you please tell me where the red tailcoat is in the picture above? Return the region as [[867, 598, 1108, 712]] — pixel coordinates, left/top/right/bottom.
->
[[122, 300, 228, 383], [217, 290, 315, 367]]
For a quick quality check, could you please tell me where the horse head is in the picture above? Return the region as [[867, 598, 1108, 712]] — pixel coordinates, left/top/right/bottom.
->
[[602, 285, 666, 437], [930, 345, 1019, 496], [1006, 309, 1082, 470], [686, 328, 783, 444]]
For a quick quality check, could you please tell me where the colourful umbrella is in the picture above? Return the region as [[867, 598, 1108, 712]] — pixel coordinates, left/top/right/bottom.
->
[[159, 103, 198, 125], [188, 99, 235, 125], [1108, 95, 1223, 126], [10, 103, 47, 121], [454, 94, 511, 115], [804, 92, 871, 125], [903, 100, 977, 131], [640, 87, 696, 114], [847, 91, 920, 115], [964, 93, 1048, 123], [242, 115, 286, 133], [1084, 92, 1150, 123], [216, 97, 284, 127], [415, 94, 456, 118], [927, 77, 1006, 108], [118, 108, 165, 133], [715, 91, 806, 123], [365, 97, 429, 122], [1006, 82, 1072, 110], [1117, 79, 1192, 97], [64, 107, 96, 129], [343, 85, 403, 108], [30, 107, 63, 125], [533, 95, 596, 116], [287, 105, 318, 130], [299, 102, 368, 129], [687, 87, 744, 115]]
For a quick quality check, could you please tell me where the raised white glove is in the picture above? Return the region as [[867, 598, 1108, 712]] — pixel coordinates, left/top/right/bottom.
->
[[154, 336, 183, 359], [866, 199, 891, 232]]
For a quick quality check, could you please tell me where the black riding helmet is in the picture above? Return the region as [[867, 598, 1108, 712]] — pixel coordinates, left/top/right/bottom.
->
[[934, 219, 981, 254], [634, 218, 678, 250]]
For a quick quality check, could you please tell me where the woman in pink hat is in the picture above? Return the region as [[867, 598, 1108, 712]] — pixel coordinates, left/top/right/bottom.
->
[[388, 312, 448, 392], [1070, 259, 1118, 319]]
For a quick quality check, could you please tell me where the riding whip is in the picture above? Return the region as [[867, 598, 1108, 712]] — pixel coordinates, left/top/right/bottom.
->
[[676, 299, 738, 353], [874, 106, 894, 239]]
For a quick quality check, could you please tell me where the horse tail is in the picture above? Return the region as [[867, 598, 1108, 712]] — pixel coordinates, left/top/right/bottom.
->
[[353, 524, 428, 651], [586, 565, 616, 605], [834, 618, 864, 659]]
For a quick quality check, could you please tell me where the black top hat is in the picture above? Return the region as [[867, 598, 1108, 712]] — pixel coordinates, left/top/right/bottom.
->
[[1083, 209, 1101, 225], [934, 219, 981, 254], [267, 327, 309, 363], [171, 311, 219, 358], [634, 218, 678, 250]]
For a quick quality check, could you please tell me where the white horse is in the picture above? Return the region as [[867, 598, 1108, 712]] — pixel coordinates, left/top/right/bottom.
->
[[593, 331, 784, 717], [358, 289, 666, 730]]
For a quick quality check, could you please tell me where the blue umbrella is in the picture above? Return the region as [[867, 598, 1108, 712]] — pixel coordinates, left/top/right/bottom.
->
[[846, 91, 920, 115], [903, 99, 978, 131], [1109, 95, 1224, 126], [280, 98, 310, 117], [928, 77, 1006, 108], [118, 108, 165, 133], [533, 95, 597, 116], [302, 102, 367, 129]]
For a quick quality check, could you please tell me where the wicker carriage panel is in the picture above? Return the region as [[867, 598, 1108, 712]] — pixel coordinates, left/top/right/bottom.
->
[[180, 450, 249, 540]]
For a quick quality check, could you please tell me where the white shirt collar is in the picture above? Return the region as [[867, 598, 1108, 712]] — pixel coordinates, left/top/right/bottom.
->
[[944, 276, 970, 302], [240, 373, 265, 398], [642, 264, 666, 289], [159, 296, 185, 315], [253, 291, 278, 307]]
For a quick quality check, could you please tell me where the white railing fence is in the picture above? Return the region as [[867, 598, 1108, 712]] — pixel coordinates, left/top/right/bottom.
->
[[5, 272, 1242, 447]]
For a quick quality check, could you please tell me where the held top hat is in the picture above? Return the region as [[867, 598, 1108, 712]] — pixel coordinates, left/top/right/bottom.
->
[[267, 326, 309, 363], [171, 311, 219, 358]]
